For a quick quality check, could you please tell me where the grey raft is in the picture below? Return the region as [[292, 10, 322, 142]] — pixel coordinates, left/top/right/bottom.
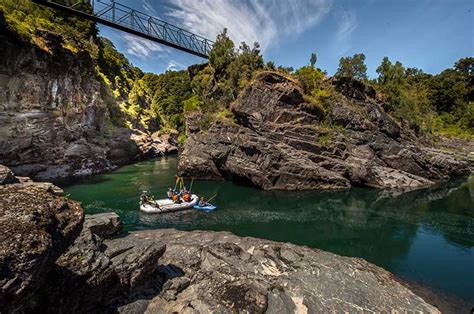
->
[[140, 194, 199, 214]]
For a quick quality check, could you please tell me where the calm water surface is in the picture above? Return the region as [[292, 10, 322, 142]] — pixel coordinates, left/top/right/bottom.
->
[[62, 157, 474, 303]]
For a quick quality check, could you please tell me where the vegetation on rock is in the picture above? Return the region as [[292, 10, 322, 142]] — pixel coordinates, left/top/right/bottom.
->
[[1, 0, 471, 142]]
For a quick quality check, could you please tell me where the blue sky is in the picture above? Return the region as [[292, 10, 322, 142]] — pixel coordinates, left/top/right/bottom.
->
[[98, 0, 473, 77]]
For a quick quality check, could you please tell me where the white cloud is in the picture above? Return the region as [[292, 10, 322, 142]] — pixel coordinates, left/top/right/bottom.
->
[[336, 9, 358, 42], [166, 60, 185, 71], [123, 34, 170, 58], [142, 0, 158, 16], [163, 0, 334, 52]]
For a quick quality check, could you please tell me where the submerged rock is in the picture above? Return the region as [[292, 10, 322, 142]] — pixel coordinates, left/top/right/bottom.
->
[[178, 72, 470, 190]]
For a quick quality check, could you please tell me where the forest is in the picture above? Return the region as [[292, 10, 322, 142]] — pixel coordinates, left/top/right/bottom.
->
[[1, 0, 472, 140]]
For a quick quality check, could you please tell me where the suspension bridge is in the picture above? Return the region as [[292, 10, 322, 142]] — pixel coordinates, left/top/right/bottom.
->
[[32, 0, 214, 58]]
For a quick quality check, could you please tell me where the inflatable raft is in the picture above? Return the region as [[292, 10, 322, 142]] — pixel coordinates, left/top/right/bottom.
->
[[193, 204, 217, 212], [140, 194, 199, 213]]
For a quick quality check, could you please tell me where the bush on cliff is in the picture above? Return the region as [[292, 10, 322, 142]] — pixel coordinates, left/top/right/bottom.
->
[[375, 56, 473, 137], [192, 29, 264, 109]]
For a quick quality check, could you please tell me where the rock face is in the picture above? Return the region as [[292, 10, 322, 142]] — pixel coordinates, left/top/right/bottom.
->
[[125, 229, 438, 313], [44, 213, 166, 313], [0, 20, 177, 181], [0, 181, 83, 312], [178, 72, 470, 190]]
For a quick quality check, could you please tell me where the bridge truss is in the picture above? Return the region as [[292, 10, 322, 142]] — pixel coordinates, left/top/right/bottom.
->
[[32, 0, 214, 58]]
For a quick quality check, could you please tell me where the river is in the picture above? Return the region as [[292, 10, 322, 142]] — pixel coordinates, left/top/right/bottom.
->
[[61, 156, 474, 304]]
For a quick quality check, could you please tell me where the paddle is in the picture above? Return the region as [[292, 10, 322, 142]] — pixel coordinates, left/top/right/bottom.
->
[[205, 193, 217, 204], [173, 176, 180, 192], [189, 178, 194, 193]]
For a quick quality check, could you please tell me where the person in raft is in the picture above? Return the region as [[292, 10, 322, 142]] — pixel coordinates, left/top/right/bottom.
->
[[198, 197, 207, 207], [182, 188, 191, 202], [172, 193, 180, 203], [167, 188, 174, 199]]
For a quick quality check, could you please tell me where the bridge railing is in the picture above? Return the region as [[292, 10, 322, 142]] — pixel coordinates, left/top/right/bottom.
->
[[32, 0, 214, 58]]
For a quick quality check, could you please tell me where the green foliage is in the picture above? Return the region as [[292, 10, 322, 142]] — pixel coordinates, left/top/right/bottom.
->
[[265, 61, 276, 70], [376, 57, 405, 86], [315, 121, 345, 144], [375, 56, 473, 137], [209, 29, 236, 78], [335, 53, 368, 80], [310, 53, 317, 68], [0, 0, 98, 56], [191, 29, 264, 109], [295, 66, 324, 94], [183, 95, 204, 113], [178, 133, 187, 145], [97, 38, 143, 100]]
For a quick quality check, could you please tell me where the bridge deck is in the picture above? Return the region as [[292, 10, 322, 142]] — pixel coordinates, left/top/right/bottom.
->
[[32, 0, 213, 58]]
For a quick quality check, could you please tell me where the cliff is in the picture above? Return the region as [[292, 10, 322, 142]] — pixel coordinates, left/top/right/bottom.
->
[[178, 72, 470, 190], [0, 7, 177, 181], [0, 165, 442, 313]]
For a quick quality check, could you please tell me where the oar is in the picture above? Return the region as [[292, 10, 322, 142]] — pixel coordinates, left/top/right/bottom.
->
[[189, 178, 194, 193], [206, 193, 217, 204], [173, 176, 179, 192]]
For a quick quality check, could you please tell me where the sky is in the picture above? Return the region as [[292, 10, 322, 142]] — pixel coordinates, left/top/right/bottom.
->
[[97, 0, 474, 77]]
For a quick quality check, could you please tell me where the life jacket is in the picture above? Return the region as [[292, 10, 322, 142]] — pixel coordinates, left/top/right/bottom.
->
[[172, 194, 179, 202], [183, 193, 190, 202]]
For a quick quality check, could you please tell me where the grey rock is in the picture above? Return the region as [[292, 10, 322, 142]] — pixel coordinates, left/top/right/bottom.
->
[[84, 212, 123, 238], [0, 182, 83, 313], [132, 229, 439, 313], [0, 164, 19, 184], [178, 72, 470, 191], [44, 213, 166, 313]]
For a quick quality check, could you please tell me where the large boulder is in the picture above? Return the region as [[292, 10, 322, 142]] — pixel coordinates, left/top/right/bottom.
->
[[124, 229, 439, 313], [43, 213, 166, 313], [0, 183, 83, 312], [178, 71, 470, 190], [0, 164, 19, 184]]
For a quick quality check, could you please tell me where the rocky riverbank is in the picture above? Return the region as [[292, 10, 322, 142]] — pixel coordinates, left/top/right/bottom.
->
[[178, 72, 471, 191], [0, 165, 447, 313]]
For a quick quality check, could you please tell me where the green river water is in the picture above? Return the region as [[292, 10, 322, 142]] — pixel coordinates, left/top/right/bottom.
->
[[62, 156, 474, 304]]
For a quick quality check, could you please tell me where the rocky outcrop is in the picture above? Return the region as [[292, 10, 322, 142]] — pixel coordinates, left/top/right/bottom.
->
[[0, 168, 446, 312], [0, 18, 177, 181], [0, 180, 83, 312], [0, 164, 19, 184], [44, 213, 166, 313], [121, 229, 438, 313], [44, 215, 440, 313], [178, 72, 471, 190]]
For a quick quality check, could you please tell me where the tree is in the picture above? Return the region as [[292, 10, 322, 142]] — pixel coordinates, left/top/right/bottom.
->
[[295, 66, 324, 94], [310, 53, 317, 68], [335, 53, 367, 80], [265, 61, 275, 70], [454, 57, 474, 77], [376, 57, 405, 86], [208, 28, 235, 78]]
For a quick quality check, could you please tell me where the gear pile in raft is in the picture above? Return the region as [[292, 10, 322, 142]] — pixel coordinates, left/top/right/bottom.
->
[[139, 177, 217, 214]]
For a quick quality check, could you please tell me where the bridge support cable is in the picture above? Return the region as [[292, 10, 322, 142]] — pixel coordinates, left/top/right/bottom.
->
[[31, 0, 214, 58]]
